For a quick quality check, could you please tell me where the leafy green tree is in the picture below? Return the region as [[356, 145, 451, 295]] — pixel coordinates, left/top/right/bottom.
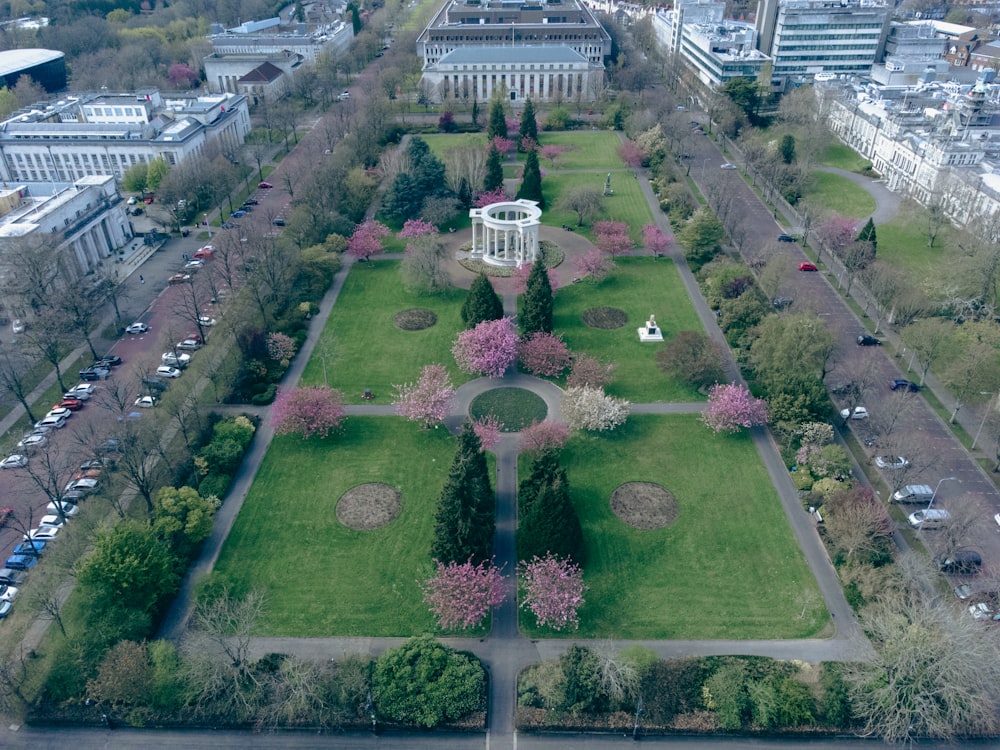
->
[[778, 133, 796, 164], [484, 144, 504, 193], [146, 157, 170, 191], [749, 312, 837, 390], [461, 273, 504, 328], [488, 97, 507, 139], [520, 258, 553, 336], [517, 453, 583, 563], [678, 208, 724, 268], [372, 635, 487, 727], [0, 86, 18, 119], [856, 217, 877, 255], [558, 645, 607, 714], [704, 660, 750, 729], [719, 77, 760, 121], [122, 162, 149, 193], [519, 99, 538, 144], [386, 137, 449, 219], [516, 148, 544, 207], [656, 330, 726, 389], [153, 486, 221, 559], [431, 425, 495, 564]]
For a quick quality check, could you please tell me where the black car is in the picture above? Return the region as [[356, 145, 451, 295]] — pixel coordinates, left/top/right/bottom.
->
[[94, 354, 122, 368], [243, 198, 258, 205], [777, 234, 796, 242], [890, 378, 920, 392], [857, 335, 882, 346], [272, 218, 286, 226], [142, 377, 169, 393], [939, 549, 982, 575], [772, 297, 794, 311]]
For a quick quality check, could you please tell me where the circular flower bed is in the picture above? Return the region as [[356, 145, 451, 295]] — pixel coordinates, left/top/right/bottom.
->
[[581, 307, 628, 329], [394, 308, 437, 331]]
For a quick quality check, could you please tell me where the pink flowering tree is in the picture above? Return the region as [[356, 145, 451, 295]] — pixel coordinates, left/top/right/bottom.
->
[[617, 140, 646, 168], [421, 558, 507, 630], [168, 63, 199, 88], [593, 221, 634, 257], [452, 317, 518, 378], [398, 218, 438, 239], [473, 187, 509, 207], [519, 136, 538, 154], [518, 332, 571, 377], [519, 553, 586, 631], [505, 116, 520, 135], [539, 144, 571, 168], [347, 220, 391, 262], [472, 414, 503, 451], [490, 136, 516, 160], [702, 383, 769, 433], [519, 420, 570, 454], [574, 248, 614, 283], [814, 215, 858, 262], [642, 223, 673, 258], [393, 364, 455, 428], [272, 386, 346, 439], [266, 332, 297, 364], [511, 262, 559, 295]]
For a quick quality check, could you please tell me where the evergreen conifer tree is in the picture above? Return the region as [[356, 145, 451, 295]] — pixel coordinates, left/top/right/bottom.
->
[[517, 452, 584, 563], [856, 217, 877, 255], [484, 144, 504, 193], [519, 99, 538, 144], [520, 258, 554, 336], [488, 98, 507, 140], [461, 274, 504, 328], [471, 99, 480, 128], [516, 149, 544, 208], [431, 425, 495, 564]]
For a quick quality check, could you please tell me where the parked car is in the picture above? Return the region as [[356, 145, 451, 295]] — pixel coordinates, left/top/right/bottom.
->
[[64, 477, 99, 494], [79, 366, 110, 381], [16, 433, 47, 451], [55, 398, 83, 411], [134, 395, 158, 409], [161, 352, 191, 368], [46, 501, 79, 518], [231, 210, 246, 218], [125, 322, 149, 334], [0, 584, 19, 603], [176, 339, 201, 351], [95, 354, 122, 367], [890, 378, 920, 392], [4, 555, 38, 571], [13, 541, 46, 556], [242, 199, 258, 206], [35, 414, 68, 430], [184, 259, 205, 270], [38, 514, 67, 530], [337, 91, 350, 101], [939, 549, 982, 575], [192, 246, 214, 260], [60, 490, 87, 505], [798, 261, 818, 271], [168, 273, 192, 285], [11, 319, 25, 333], [63, 390, 90, 402], [155, 365, 182, 379], [907, 508, 951, 529], [720, 162, 738, 170], [258, 181, 274, 189], [954, 583, 974, 600], [0, 569, 27, 586], [272, 218, 286, 227], [0, 601, 11, 618], [840, 406, 869, 420], [857, 335, 881, 346], [778, 234, 796, 242], [0, 454, 27, 469], [875, 456, 909, 469], [142, 377, 169, 393], [221, 221, 239, 229], [45, 407, 73, 420], [197, 316, 216, 327], [772, 297, 794, 311], [24, 526, 60, 542], [67, 383, 96, 399]]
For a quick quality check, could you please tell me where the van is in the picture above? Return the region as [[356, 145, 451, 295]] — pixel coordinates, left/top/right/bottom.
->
[[908, 508, 951, 529], [892, 484, 934, 503]]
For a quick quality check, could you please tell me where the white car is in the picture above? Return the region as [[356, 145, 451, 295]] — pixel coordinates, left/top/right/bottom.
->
[[125, 322, 149, 334], [24, 526, 60, 542], [45, 407, 73, 420], [64, 389, 90, 401], [17, 433, 47, 451], [197, 316, 217, 327], [46, 501, 80, 517], [64, 477, 99, 494], [875, 456, 909, 470], [0, 584, 18, 603], [127, 196, 137, 205], [38, 514, 66, 530], [969, 602, 995, 620], [161, 352, 191, 368], [35, 414, 68, 430], [0, 454, 27, 469], [840, 406, 869, 420], [67, 383, 96, 398], [134, 395, 158, 409], [184, 259, 205, 271], [720, 162, 738, 170], [156, 365, 182, 379], [176, 339, 201, 351]]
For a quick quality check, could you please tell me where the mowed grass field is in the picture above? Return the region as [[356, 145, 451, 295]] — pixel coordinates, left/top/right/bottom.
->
[[421, 131, 624, 172], [522, 414, 829, 639], [553, 257, 705, 403], [542, 172, 653, 243], [300, 261, 470, 403], [801, 172, 875, 219], [213, 418, 458, 636]]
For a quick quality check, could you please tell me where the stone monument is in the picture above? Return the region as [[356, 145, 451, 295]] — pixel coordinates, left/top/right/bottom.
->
[[638, 313, 663, 342]]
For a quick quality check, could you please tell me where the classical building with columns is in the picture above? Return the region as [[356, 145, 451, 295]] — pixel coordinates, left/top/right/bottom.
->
[[0, 175, 132, 320], [469, 199, 541, 267], [417, 0, 610, 103]]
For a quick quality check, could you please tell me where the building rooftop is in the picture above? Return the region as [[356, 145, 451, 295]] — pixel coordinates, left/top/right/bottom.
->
[[0, 48, 63, 77], [438, 46, 589, 64]]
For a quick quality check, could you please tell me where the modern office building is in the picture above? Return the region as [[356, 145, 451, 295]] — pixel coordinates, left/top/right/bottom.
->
[[0, 89, 250, 184], [755, 0, 891, 83], [416, 0, 611, 103], [0, 48, 65, 93]]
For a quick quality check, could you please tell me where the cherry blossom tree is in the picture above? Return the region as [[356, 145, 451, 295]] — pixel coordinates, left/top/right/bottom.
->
[[452, 317, 518, 378], [518, 332, 571, 377], [398, 219, 438, 239], [561, 386, 630, 431], [347, 220, 391, 262], [566, 354, 616, 389], [519, 553, 586, 631], [473, 188, 509, 207], [490, 136, 516, 160], [168, 63, 199, 88], [519, 420, 570, 454], [421, 558, 507, 630], [472, 415, 503, 451], [393, 364, 455, 428], [642, 223, 673, 257], [271, 386, 346, 439], [511, 262, 559, 295], [814, 215, 858, 262], [593, 221, 634, 257], [702, 382, 769, 433], [574, 248, 614, 283], [617, 140, 646, 168], [539, 144, 571, 167], [505, 116, 520, 135], [266, 332, 297, 364]]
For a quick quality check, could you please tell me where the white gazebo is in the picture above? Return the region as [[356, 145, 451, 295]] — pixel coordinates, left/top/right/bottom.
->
[[468, 199, 541, 267]]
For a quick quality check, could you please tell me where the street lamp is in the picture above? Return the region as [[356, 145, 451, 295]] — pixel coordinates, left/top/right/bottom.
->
[[917, 476, 958, 538], [972, 392, 995, 450], [204, 213, 211, 238]]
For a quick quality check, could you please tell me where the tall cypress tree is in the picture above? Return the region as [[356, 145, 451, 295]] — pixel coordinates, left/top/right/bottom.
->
[[516, 149, 544, 208], [431, 425, 495, 564], [471, 99, 480, 128], [517, 452, 584, 563], [462, 274, 504, 328], [520, 258, 553, 336], [484, 144, 504, 193], [856, 217, 877, 255], [488, 98, 507, 140], [519, 99, 538, 145]]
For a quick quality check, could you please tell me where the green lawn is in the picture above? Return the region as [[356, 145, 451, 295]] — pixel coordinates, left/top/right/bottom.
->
[[542, 172, 653, 243], [874, 202, 958, 281], [821, 142, 871, 172], [301, 261, 470, 403], [524, 414, 828, 639], [213, 418, 459, 636], [553, 257, 705, 403], [533, 131, 625, 171], [801, 172, 875, 219]]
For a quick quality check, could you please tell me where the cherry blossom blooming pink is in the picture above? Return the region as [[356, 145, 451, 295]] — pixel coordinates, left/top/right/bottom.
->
[[421, 558, 507, 630], [518, 333, 571, 377], [398, 219, 438, 239], [593, 221, 633, 257], [538, 144, 571, 167], [452, 317, 518, 378], [473, 188, 509, 207], [618, 140, 646, 168], [642, 223, 673, 257], [393, 364, 455, 428], [472, 414, 503, 451], [702, 382, 769, 433], [347, 220, 391, 261], [271, 386, 346, 439], [519, 420, 570, 454], [266, 332, 297, 363], [519, 553, 586, 631], [490, 136, 516, 159], [574, 248, 613, 283]]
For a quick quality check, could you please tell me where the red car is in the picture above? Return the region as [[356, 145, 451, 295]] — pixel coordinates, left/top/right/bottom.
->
[[798, 262, 818, 272], [54, 398, 83, 411], [258, 181, 273, 189]]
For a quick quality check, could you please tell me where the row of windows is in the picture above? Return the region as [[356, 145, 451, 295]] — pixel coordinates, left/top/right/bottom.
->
[[83, 105, 146, 118], [428, 32, 600, 41]]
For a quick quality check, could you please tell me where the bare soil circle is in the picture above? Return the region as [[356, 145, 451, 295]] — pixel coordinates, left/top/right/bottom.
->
[[582, 306, 628, 329], [336, 483, 402, 530], [610, 482, 678, 530], [394, 308, 437, 331]]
